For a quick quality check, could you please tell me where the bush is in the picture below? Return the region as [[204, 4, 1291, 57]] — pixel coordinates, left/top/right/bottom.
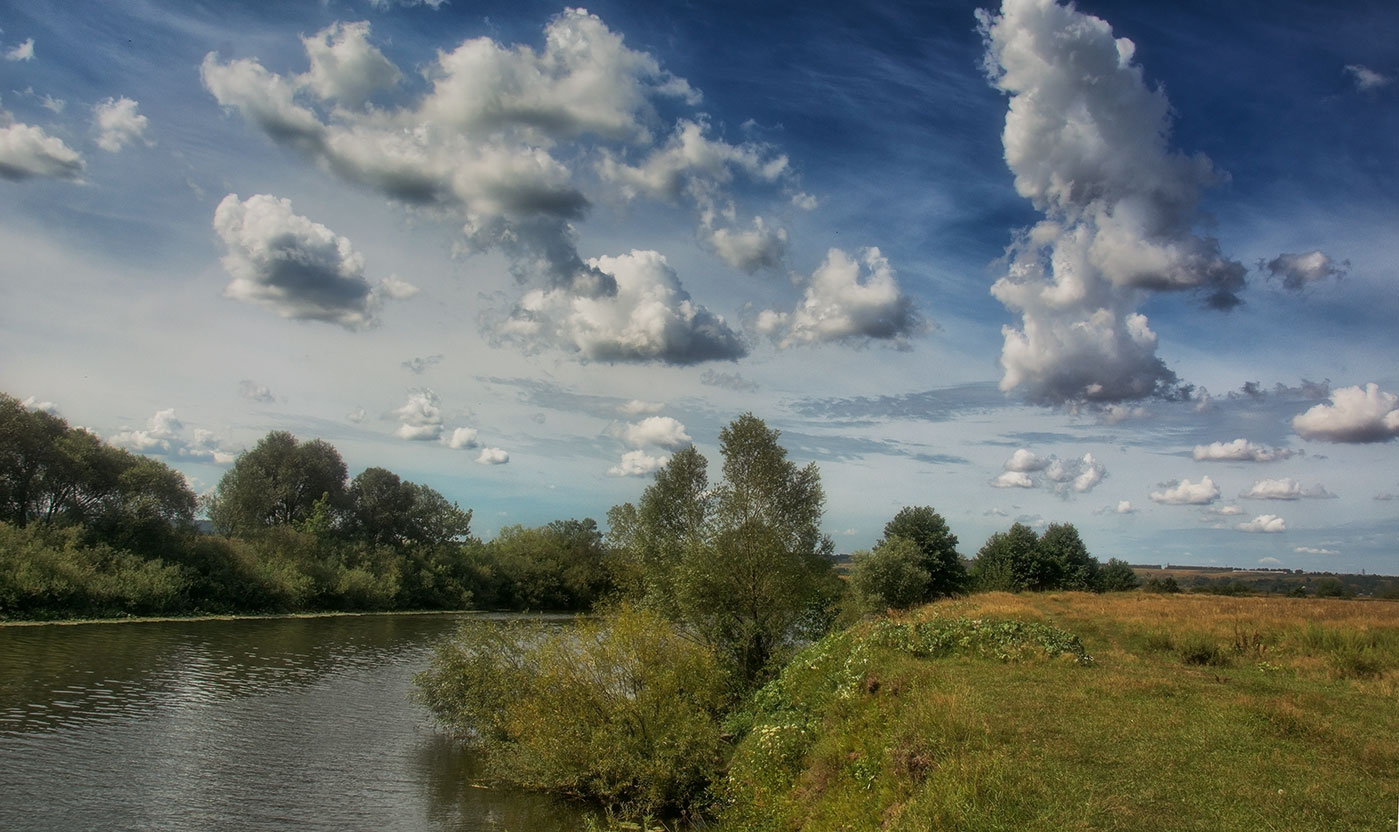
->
[[416, 606, 730, 818], [849, 536, 930, 614], [1099, 559, 1140, 592], [1143, 576, 1181, 594]]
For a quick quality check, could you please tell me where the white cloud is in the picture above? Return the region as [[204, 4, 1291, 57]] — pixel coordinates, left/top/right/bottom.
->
[[1193, 439, 1297, 462], [498, 249, 746, 364], [402, 354, 443, 374], [1115, 500, 1134, 514], [1344, 64, 1390, 91], [347, 407, 366, 423], [706, 216, 788, 272], [237, 380, 275, 402], [1263, 250, 1347, 290], [476, 447, 510, 465], [110, 409, 235, 464], [758, 248, 922, 347], [392, 389, 444, 441], [619, 399, 664, 416], [300, 21, 402, 109], [93, 97, 151, 152], [1242, 481, 1337, 500], [213, 193, 409, 328], [1237, 514, 1287, 533], [1295, 546, 1340, 556], [378, 275, 419, 300], [20, 396, 58, 414], [1098, 404, 1149, 425], [4, 38, 34, 62], [0, 114, 84, 181], [608, 449, 669, 477], [992, 470, 1034, 488], [1150, 476, 1220, 505], [445, 426, 479, 450], [1208, 505, 1245, 517], [1003, 448, 1049, 472], [620, 415, 691, 449], [1292, 383, 1399, 443], [40, 95, 64, 114], [1257, 556, 1282, 566], [978, 0, 1243, 405]]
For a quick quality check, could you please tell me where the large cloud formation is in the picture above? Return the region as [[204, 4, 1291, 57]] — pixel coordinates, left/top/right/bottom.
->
[[757, 248, 922, 348], [1292, 383, 1399, 443], [201, 13, 804, 363], [1150, 476, 1220, 505], [213, 193, 413, 327], [979, 0, 1245, 405], [991, 447, 1105, 494]]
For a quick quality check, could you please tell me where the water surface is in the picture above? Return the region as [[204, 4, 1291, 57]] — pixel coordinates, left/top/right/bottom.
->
[[0, 613, 585, 831]]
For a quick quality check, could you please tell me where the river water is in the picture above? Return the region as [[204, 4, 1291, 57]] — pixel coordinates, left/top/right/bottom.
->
[[0, 613, 586, 831]]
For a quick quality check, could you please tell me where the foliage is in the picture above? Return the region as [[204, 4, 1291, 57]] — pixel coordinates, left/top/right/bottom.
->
[[1143, 575, 1181, 593], [1098, 558, 1140, 591], [341, 467, 472, 547], [610, 414, 836, 686], [848, 537, 930, 613], [968, 522, 1042, 591], [0, 522, 187, 618], [1037, 522, 1098, 590], [416, 606, 731, 818], [206, 431, 348, 536], [477, 519, 612, 611], [879, 506, 965, 598]]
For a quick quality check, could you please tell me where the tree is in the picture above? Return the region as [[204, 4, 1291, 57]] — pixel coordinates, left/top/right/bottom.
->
[[341, 467, 472, 547], [849, 536, 930, 613], [208, 431, 347, 536], [1099, 558, 1140, 592], [879, 506, 965, 598], [1037, 523, 1098, 591], [970, 522, 1042, 592], [612, 413, 834, 686]]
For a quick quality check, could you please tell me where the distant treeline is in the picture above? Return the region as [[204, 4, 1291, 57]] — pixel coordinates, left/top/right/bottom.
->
[[0, 393, 612, 620]]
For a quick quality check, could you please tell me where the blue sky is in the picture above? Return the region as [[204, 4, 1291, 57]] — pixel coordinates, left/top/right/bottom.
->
[[2, 0, 1397, 573]]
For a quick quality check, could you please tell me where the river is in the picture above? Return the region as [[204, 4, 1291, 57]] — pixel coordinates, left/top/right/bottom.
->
[[0, 613, 587, 831]]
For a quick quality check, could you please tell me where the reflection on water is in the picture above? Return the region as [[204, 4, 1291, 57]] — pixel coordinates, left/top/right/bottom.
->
[[0, 614, 586, 831]]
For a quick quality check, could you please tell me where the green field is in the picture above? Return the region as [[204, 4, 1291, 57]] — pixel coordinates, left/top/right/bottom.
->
[[716, 592, 1398, 831]]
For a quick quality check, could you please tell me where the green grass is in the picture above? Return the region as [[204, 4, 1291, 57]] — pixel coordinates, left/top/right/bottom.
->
[[715, 592, 1399, 832]]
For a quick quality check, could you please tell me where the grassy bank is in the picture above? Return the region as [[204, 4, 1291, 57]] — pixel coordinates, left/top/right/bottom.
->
[[718, 592, 1398, 831]]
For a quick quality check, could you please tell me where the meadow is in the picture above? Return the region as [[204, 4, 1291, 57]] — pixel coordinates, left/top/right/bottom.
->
[[717, 592, 1398, 832]]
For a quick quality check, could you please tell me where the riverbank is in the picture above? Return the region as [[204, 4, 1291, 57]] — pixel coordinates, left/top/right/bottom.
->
[[717, 592, 1399, 831], [0, 608, 480, 627]]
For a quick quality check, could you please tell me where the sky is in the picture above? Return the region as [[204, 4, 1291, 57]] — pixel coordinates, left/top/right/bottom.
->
[[2, 0, 1397, 574]]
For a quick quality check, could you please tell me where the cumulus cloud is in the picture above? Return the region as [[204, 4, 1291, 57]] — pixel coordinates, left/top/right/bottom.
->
[[1237, 514, 1286, 533], [608, 449, 669, 477], [1206, 505, 1245, 517], [619, 399, 663, 416], [1240, 478, 1336, 500], [978, 0, 1244, 405], [4, 38, 34, 62], [1114, 500, 1134, 514], [110, 409, 236, 464], [93, 97, 151, 152], [238, 380, 275, 403], [619, 415, 691, 449], [445, 426, 479, 449], [700, 369, 758, 392], [392, 389, 444, 441], [757, 248, 922, 348], [202, 12, 697, 295], [476, 447, 509, 465], [213, 193, 411, 328], [1292, 383, 1399, 443], [1344, 64, 1390, 90], [347, 407, 366, 423], [497, 249, 746, 364], [1193, 439, 1297, 463], [1263, 250, 1347, 290], [1150, 476, 1220, 505], [996, 448, 1105, 494], [1098, 404, 1149, 425], [991, 470, 1034, 488], [0, 112, 84, 181], [20, 396, 58, 414]]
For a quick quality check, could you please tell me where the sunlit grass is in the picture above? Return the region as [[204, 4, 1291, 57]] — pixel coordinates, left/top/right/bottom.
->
[[717, 592, 1399, 832]]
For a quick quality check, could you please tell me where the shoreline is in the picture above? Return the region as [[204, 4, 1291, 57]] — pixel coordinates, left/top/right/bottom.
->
[[0, 608, 481, 628]]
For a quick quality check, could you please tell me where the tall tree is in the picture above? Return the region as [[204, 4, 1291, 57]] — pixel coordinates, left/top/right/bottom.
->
[[616, 413, 834, 685], [970, 522, 1042, 592], [208, 431, 347, 536], [879, 506, 965, 599], [1038, 522, 1098, 591]]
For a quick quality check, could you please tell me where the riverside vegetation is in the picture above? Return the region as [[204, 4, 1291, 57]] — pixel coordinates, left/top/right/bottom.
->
[[4, 393, 1394, 828]]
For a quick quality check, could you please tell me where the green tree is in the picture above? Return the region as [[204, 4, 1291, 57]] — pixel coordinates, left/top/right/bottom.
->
[[1037, 522, 1098, 590], [486, 518, 610, 610], [341, 467, 472, 547], [614, 413, 834, 685], [880, 505, 965, 598], [0, 393, 68, 527], [849, 536, 930, 613], [970, 522, 1042, 592], [1098, 558, 1140, 592], [207, 431, 347, 536]]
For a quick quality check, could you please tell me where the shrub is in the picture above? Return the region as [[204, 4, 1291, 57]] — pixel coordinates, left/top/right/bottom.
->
[[849, 536, 931, 613], [415, 605, 730, 818], [1099, 558, 1140, 592]]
